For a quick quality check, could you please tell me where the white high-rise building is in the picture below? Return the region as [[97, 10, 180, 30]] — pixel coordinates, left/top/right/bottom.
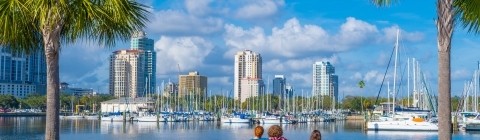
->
[[312, 62, 337, 100], [0, 47, 46, 98], [234, 50, 263, 102], [109, 50, 144, 98]]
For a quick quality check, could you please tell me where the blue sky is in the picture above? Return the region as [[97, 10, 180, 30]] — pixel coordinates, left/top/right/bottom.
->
[[59, 0, 480, 99]]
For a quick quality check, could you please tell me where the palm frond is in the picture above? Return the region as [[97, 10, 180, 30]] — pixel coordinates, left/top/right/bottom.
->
[[62, 0, 151, 47], [0, 0, 42, 54], [371, 0, 399, 7], [454, 0, 480, 34]]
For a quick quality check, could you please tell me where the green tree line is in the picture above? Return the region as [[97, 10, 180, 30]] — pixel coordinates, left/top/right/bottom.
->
[[0, 93, 116, 112]]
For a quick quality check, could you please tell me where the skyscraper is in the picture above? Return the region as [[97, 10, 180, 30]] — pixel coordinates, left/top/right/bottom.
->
[[312, 62, 338, 101], [109, 50, 144, 98], [131, 31, 156, 95], [178, 71, 207, 96], [234, 50, 263, 102], [272, 75, 286, 96], [0, 47, 46, 98]]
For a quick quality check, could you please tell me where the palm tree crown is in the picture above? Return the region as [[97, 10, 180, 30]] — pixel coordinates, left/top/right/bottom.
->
[[0, 1, 150, 140]]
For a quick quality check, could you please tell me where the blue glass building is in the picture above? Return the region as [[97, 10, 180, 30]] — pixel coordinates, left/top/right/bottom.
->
[[272, 75, 285, 96], [131, 31, 156, 95]]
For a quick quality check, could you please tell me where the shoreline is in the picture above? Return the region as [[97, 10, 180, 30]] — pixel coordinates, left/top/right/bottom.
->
[[0, 112, 47, 116]]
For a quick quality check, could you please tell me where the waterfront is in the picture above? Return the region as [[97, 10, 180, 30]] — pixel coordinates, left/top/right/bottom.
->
[[1, 117, 480, 140]]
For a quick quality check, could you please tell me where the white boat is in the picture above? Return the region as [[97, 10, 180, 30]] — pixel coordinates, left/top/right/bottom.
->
[[261, 116, 280, 124], [221, 115, 250, 123], [137, 115, 158, 122], [367, 117, 438, 131], [101, 115, 112, 121], [64, 115, 84, 119], [261, 116, 293, 124], [84, 114, 99, 119], [111, 115, 125, 122]]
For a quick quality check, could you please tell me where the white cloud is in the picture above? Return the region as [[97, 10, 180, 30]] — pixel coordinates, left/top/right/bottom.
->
[[184, 0, 214, 17], [59, 41, 120, 93], [382, 25, 425, 43], [351, 72, 362, 80], [208, 76, 232, 87], [263, 55, 341, 72], [154, 36, 214, 75], [333, 17, 380, 48], [363, 70, 392, 85], [364, 70, 378, 82], [290, 72, 312, 88], [147, 9, 223, 36], [452, 68, 472, 81], [235, 0, 285, 20], [223, 17, 424, 59]]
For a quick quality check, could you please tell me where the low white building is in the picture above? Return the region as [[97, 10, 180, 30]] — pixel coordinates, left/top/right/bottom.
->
[[100, 97, 154, 113]]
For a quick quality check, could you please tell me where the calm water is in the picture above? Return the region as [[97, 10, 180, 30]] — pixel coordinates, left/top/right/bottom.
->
[[1, 117, 479, 140]]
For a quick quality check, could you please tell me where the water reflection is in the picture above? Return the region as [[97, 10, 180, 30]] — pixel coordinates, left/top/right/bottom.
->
[[2, 117, 480, 140]]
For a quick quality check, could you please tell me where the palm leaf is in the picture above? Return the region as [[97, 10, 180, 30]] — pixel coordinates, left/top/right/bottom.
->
[[0, 0, 41, 54], [371, 0, 399, 7], [454, 0, 480, 34]]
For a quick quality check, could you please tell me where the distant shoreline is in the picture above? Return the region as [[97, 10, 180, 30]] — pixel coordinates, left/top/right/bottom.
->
[[0, 113, 46, 116]]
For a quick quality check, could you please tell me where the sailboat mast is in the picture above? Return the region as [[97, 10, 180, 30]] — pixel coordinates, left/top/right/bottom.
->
[[392, 29, 399, 119], [413, 58, 417, 107], [407, 58, 410, 107]]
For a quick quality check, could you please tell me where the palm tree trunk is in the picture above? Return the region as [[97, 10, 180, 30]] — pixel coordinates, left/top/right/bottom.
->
[[437, 0, 454, 139], [44, 30, 62, 140]]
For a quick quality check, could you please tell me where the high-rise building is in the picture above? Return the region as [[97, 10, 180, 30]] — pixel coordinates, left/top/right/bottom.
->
[[0, 47, 46, 98], [272, 75, 286, 96], [109, 50, 144, 98], [178, 71, 207, 96], [130, 31, 156, 95], [330, 75, 338, 101], [285, 85, 294, 99], [164, 82, 178, 97], [234, 50, 263, 102], [312, 62, 338, 102]]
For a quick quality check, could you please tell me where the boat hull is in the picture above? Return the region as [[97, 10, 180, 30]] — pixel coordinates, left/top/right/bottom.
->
[[367, 121, 438, 131]]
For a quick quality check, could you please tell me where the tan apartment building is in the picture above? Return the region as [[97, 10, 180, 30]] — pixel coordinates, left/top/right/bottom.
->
[[234, 50, 264, 102], [178, 71, 207, 96], [109, 50, 144, 98]]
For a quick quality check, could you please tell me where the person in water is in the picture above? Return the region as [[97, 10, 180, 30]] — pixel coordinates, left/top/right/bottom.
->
[[310, 130, 321, 140], [251, 126, 268, 140], [267, 125, 287, 140]]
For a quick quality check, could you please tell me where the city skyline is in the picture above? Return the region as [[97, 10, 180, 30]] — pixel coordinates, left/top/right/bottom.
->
[[58, 0, 480, 99]]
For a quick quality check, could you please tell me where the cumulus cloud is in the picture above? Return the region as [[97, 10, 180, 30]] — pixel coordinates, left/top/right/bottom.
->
[[382, 25, 425, 43], [147, 9, 223, 36], [363, 70, 392, 85], [223, 17, 424, 59], [290, 72, 312, 88], [155, 36, 214, 75], [184, 0, 214, 17], [263, 55, 341, 72], [234, 0, 285, 20], [452, 68, 472, 81], [60, 41, 120, 93], [350, 72, 362, 80], [208, 76, 232, 87]]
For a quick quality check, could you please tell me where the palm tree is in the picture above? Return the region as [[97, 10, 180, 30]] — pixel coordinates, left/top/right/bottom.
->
[[358, 80, 365, 112], [371, 0, 479, 139], [0, 1, 150, 139]]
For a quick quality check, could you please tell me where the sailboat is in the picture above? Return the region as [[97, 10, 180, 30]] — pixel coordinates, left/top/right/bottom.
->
[[367, 29, 438, 131]]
